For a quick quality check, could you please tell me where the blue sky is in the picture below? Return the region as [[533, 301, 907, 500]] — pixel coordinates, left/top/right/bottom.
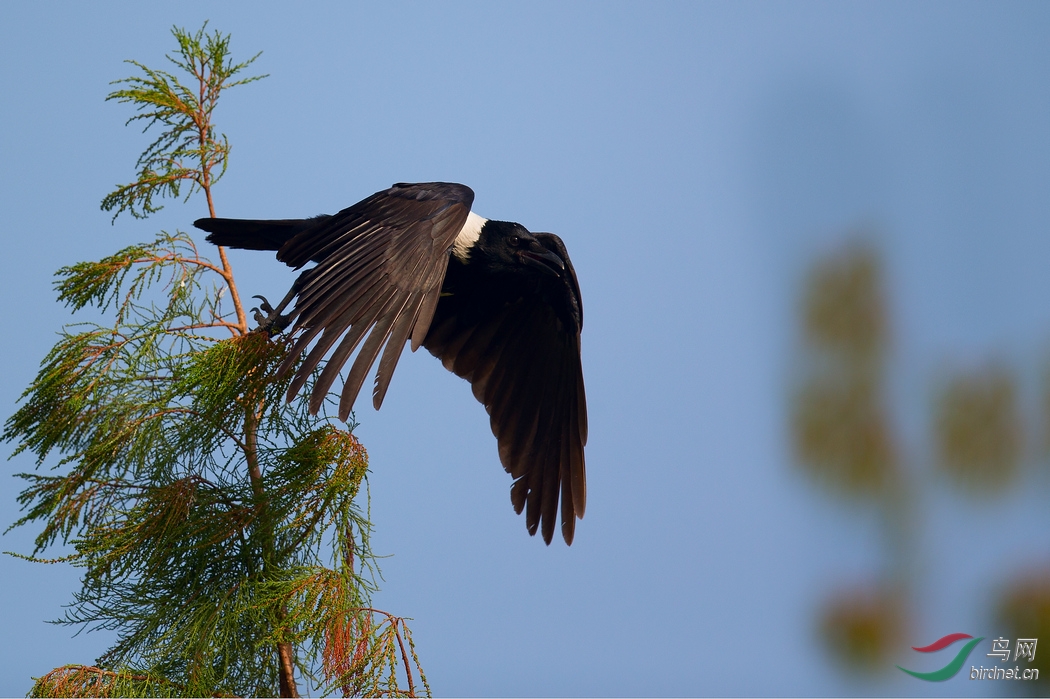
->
[[2, 2, 1049, 696]]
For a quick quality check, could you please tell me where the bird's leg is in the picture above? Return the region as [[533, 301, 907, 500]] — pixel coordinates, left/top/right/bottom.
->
[[249, 284, 297, 335]]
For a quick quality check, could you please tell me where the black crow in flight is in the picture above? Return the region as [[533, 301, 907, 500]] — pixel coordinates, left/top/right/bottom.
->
[[194, 182, 586, 545]]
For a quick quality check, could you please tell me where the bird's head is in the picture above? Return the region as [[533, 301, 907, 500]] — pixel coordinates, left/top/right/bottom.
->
[[478, 220, 565, 277]]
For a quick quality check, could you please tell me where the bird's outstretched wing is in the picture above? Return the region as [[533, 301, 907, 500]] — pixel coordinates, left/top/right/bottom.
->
[[422, 233, 587, 544], [275, 182, 475, 419]]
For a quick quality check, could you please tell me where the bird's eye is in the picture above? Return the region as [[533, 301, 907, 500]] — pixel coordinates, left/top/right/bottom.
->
[[509, 236, 521, 247]]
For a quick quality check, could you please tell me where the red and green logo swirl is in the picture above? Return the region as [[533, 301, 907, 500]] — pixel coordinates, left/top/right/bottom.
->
[[897, 633, 985, 681]]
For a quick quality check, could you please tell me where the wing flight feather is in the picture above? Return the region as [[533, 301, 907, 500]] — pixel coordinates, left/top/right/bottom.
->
[[422, 232, 587, 544], [274, 183, 475, 417]]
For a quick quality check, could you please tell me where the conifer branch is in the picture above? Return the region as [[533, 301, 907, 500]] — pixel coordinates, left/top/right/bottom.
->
[[8, 23, 429, 698], [101, 23, 258, 333]]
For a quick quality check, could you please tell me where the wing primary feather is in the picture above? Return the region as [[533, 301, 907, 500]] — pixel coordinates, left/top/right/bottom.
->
[[371, 292, 423, 409], [576, 360, 589, 446], [283, 281, 392, 403], [499, 398, 542, 480], [571, 361, 588, 514], [521, 419, 548, 529], [295, 271, 388, 345], [304, 284, 399, 409], [338, 300, 404, 421], [525, 489, 541, 536], [307, 316, 374, 414], [510, 477, 528, 515], [410, 290, 441, 351], [560, 434, 576, 545], [538, 351, 569, 544]]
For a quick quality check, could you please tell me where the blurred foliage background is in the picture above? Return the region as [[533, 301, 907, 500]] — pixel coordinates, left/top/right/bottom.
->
[[793, 242, 1046, 691]]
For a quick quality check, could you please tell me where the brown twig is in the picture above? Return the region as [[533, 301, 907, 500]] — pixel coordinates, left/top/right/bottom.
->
[[392, 617, 416, 697]]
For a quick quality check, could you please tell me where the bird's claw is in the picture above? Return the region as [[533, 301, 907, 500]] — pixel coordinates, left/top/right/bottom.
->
[[252, 294, 275, 315], [250, 295, 291, 336]]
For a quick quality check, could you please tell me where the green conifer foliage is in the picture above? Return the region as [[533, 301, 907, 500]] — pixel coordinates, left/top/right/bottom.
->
[[5, 24, 427, 698]]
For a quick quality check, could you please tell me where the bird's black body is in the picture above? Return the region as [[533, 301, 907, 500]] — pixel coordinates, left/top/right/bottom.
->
[[194, 183, 586, 545]]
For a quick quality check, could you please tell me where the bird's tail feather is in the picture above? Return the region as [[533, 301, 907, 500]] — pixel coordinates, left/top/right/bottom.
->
[[193, 216, 330, 252]]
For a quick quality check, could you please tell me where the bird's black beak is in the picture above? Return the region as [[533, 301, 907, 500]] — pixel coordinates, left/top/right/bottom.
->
[[519, 243, 565, 276]]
